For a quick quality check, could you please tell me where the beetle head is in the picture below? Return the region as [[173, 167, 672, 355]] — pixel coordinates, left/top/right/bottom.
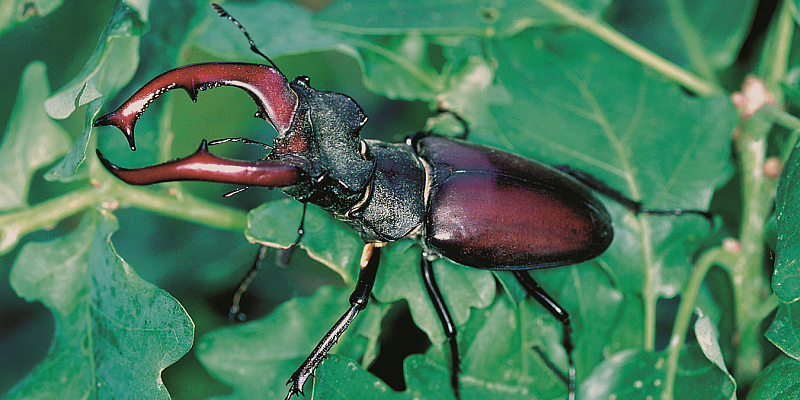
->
[[94, 62, 375, 212]]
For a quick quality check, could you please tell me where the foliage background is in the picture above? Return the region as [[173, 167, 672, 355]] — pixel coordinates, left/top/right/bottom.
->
[[2, 0, 800, 399]]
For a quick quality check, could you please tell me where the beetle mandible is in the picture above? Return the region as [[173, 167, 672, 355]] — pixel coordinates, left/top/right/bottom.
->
[[93, 4, 711, 400]]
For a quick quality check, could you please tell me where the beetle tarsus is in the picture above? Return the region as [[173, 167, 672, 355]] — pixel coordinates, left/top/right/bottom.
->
[[554, 164, 714, 228], [447, 336, 462, 399], [436, 108, 470, 140], [513, 270, 576, 399], [229, 245, 269, 322], [640, 207, 716, 228]]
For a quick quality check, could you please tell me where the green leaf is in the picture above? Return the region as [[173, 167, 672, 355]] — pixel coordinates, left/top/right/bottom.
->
[[359, 33, 442, 100], [534, 264, 625, 378], [313, 353, 470, 400], [434, 56, 510, 131], [0, 61, 70, 210], [192, 0, 350, 61], [607, 0, 757, 72], [694, 313, 735, 392], [44, 98, 102, 182], [748, 355, 800, 399], [581, 346, 734, 400], [313, 354, 409, 400], [775, 138, 800, 303], [0, 0, 63, 36], [41, 1, 148, 181], [7, 210, 193, 399], [44, 1, 147, 120], [246, 200, 363, 285], [315, 0, 612, 37], [197, 286, 355, 399], [456, 295, 566, 399], [374, 241, 495, 345], [293, 296, 572, 399], [766, 301, 800, 358]]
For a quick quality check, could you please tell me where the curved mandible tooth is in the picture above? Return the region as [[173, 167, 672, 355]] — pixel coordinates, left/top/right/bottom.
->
[[93, 62, 298, 150], [95, 140, 306, 187]]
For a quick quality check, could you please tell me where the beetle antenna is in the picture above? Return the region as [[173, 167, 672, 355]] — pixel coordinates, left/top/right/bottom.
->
[[206, 137, 273, 197], [212, 3, 281, 71], [229, 245, 269, 322]]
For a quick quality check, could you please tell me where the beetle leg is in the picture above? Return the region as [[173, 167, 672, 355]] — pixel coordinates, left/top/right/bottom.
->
[[420, 254, 461, 400], [278, 203, 307, 266], [230, 204, 306, 322], [229, 245, 269, 322], [554, 164, 714, 223], [512, 270, 576, 400], [285, 243, 382, 399]]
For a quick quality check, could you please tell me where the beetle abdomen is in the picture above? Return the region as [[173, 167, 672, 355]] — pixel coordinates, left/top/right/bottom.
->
[[417, 137, 613, 270]]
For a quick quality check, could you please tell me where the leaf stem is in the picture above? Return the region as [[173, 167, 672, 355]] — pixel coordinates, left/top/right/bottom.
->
[[0, 178, 248, 256], [0, 188, 96, 254], [661, 247, 736, 400], [664, 0, 718, 85], [535, 0, 720, 96], [111, 182, 248, 231], [351, 37, 443, 95], [729, 111, 777, 384], [758, 0, 794, 97]]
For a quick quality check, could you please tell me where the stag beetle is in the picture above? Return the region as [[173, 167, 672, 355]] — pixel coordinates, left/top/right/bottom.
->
[[93, 4, 711, 400]]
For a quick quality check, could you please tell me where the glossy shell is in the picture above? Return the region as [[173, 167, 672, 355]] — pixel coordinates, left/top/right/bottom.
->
[[416, 136, 613, 270]]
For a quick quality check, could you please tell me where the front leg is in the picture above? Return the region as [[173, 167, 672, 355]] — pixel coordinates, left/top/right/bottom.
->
[[285, 243, 383, 399]]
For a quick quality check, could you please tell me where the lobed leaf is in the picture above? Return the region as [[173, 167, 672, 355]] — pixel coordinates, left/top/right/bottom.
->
[[7, 210, 193, 399], [0, 62, 71, 210], [44, 1, 146, 121]]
